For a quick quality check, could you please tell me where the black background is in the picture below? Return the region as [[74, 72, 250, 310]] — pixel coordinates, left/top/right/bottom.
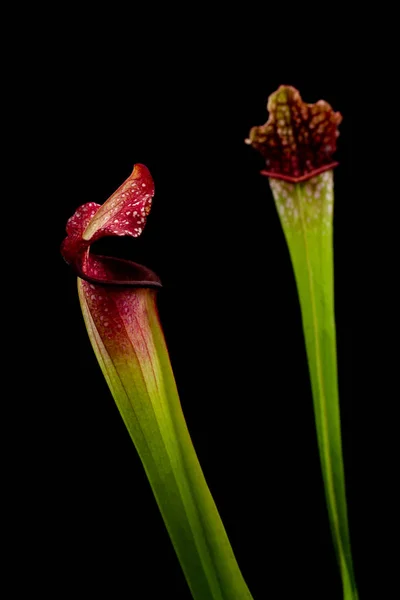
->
[[12, 12, 364, 600]]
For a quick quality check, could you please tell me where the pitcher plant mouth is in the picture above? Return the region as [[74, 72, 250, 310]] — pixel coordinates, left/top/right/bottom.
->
[[68, 254, 162, 289], [260, 162, 339, 183]]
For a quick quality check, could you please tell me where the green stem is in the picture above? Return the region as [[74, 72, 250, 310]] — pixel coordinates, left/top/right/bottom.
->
[[79, 282, 254, 600], [270, 172, 358, 599]]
